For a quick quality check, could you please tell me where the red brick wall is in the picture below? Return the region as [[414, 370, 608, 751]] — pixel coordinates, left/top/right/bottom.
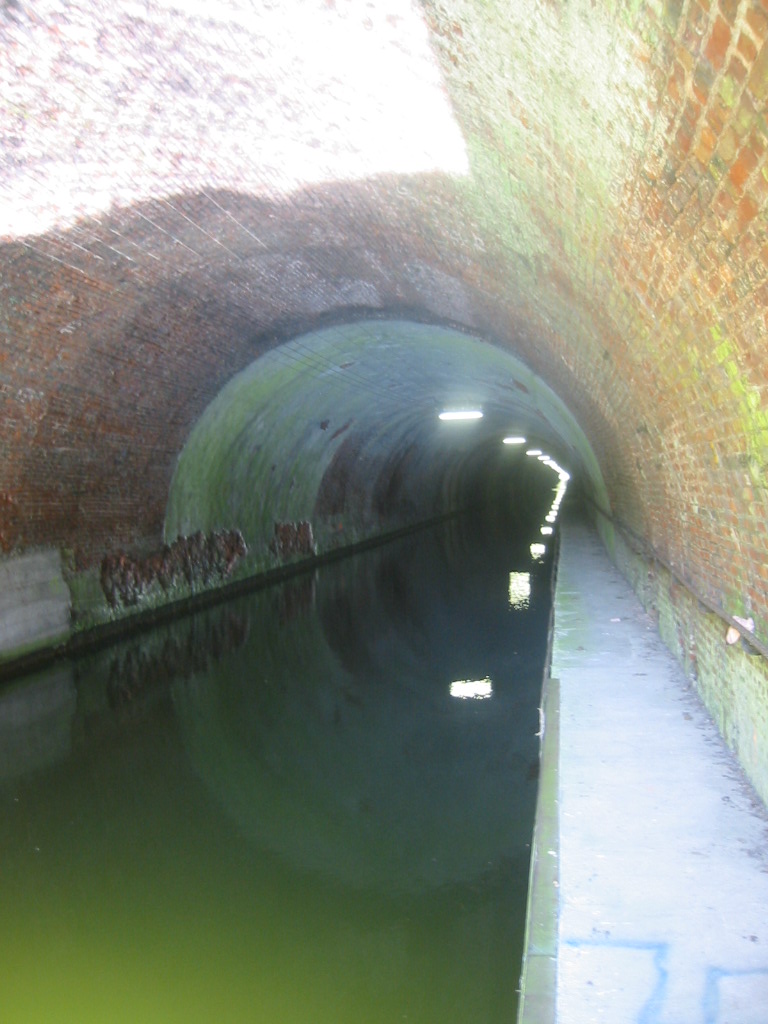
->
[[425, 0, 768, 639], [0, 182, 546, 564]]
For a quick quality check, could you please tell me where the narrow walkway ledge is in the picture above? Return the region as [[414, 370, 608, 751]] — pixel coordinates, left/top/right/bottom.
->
[[550, 514, 768, 1023]]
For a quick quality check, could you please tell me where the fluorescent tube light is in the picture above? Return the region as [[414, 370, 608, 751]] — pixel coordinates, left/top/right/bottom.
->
[[439, 410, 483, 421]]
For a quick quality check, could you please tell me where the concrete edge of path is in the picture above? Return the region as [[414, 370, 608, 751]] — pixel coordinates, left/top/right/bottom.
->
[[517, 674, 560, 1024]]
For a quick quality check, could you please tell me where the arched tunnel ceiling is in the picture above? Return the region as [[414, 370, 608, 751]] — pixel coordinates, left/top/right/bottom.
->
[[163, 320, 600, 556], [1, 0, 768, 643]]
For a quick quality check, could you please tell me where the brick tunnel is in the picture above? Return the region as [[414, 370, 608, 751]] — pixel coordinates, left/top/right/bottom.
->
[[2, 0, 768, 808]]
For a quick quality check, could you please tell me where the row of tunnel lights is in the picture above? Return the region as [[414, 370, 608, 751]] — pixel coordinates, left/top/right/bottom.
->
[[441, 412, 571, 700], [438, 409, 571, 534]]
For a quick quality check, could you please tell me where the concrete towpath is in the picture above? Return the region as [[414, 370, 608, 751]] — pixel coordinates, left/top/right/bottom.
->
[[550, 514, 768, 1024]]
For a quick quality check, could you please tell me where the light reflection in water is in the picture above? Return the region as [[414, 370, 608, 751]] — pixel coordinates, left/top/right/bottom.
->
[[508, 571, 531, 610], [449, 677, 493, 699]]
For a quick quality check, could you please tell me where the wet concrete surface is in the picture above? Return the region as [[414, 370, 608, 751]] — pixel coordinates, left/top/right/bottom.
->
[[552, 515, 768, 1024]]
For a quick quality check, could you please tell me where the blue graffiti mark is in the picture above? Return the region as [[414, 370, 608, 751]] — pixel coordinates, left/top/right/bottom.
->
[[563, 937, 669, 1024], [564, 937, 768, 1023], [703, 964, 768, 1024]]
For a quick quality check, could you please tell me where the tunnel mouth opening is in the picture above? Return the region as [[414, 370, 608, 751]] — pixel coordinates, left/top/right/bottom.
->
[[163, 317, 598, 586]]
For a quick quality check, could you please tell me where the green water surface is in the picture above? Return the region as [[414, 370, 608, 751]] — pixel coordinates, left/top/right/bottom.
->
[[0, 513, 553, 1023]]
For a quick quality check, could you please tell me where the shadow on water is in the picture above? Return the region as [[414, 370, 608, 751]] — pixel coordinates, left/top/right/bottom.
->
[[0, 507, 555, 1024]]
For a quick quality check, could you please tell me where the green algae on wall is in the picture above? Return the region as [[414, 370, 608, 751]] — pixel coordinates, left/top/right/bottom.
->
[[711, 325, 768, 493], [612, 525, 768, 809]]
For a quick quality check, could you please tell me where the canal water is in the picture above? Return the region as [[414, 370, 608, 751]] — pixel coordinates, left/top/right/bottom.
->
[[0, 508, 555, 1024]]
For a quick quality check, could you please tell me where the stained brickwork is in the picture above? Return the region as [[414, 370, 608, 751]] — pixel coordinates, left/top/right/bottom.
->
[[2, 0, 768, 780]]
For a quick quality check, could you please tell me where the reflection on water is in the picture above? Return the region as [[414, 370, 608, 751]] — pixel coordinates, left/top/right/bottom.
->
[[0, 511, 554, 1024], [449, 677, 492, 699], [508, 572, 531, 610]]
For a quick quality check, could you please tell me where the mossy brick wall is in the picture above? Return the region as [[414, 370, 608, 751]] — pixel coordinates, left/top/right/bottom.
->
[[610, 517, 768, 803], [2, 0, 768, 779]]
